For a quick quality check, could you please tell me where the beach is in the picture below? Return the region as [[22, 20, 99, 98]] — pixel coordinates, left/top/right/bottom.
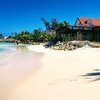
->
[[0, 45, 43, 100], [2, 45, 100, 100]]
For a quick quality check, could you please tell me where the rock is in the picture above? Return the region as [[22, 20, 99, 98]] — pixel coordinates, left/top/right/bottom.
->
[[52, 41, 100, 51]]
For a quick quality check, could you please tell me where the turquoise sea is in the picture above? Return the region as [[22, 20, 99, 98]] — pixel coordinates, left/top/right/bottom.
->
[[0, 42, 15, 54]]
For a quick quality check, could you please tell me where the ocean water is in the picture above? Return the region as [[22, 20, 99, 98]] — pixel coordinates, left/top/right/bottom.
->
[[0, 42, 15, 54], [0, 42, 43, 100]]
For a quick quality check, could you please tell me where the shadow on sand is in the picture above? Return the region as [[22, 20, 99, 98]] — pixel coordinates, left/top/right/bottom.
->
[[82, 69, 100, 82]]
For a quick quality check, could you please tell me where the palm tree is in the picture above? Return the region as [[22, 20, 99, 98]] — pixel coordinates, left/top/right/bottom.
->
[[41, 17, 51, 30], [56, 21, 70, 42], [17, 31, 31, 43], [50, 18, 59, 30]]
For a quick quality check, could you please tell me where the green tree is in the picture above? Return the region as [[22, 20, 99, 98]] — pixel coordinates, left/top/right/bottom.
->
[[50, 18, 59, 30], [32, 29, 53, 42], [56, 21, 70, 41], [17, 31, 31, 43], [41, 17, 59, 31], [41, 17, 51, 30]]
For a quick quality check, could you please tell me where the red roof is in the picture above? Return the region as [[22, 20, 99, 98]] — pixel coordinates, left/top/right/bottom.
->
[[78, 17, 100, 27]]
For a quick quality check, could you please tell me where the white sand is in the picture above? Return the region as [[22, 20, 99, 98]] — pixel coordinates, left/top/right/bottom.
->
[[5, 45, 100, 100], [0, 49, 42, 100]]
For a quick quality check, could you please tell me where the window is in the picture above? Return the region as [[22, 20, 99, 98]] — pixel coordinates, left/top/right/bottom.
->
[[84, 21, 87, 24]]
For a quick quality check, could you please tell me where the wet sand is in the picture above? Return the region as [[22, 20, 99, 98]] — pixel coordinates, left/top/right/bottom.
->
[[0, 46, 43, 100]]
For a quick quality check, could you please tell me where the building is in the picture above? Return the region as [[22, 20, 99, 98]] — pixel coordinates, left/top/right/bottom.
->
[[72, 17, 100, 41], [74, 17, 100, 27]]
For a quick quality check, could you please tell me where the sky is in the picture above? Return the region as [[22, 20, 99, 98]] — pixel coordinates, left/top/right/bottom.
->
[[0, 0, 100, 36]]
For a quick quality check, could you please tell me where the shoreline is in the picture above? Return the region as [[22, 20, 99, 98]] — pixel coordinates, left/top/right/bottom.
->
[[6, 44, 100, 100], [0, 45, 43, 100]]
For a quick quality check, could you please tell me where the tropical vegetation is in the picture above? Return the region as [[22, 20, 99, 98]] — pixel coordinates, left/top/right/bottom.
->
[[14, 18, 70, 44], [2, 17, 100, 44]]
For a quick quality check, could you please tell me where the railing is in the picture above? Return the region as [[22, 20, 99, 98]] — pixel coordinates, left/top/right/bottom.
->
[[69, 26, 93, 31]]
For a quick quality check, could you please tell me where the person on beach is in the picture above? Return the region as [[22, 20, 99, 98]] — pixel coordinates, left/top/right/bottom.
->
[[14, 40, 19, 45]]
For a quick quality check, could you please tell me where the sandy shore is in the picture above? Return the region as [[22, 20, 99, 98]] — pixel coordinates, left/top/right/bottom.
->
[[0, 46, 43, 100], [3, 45, 100, 100]]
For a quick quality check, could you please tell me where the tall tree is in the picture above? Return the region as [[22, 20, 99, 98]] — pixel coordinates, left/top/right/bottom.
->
[[41, 17, 59, 31], [41, 17, 51, 30], [56, 21, 70, 41], [50, 18, 59, 30]]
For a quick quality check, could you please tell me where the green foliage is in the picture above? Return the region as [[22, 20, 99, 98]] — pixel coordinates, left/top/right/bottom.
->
[[50, 18, 59, 30], [15, 18, 70, 43], [32, 29, 56, 42], [41, 18, 70, 42], [41, 17, 59, 30], [17, 31, 31, 43], [16, 29, 56, 43], [56, 21, 70, 42], [41, 17, 51, 30]]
